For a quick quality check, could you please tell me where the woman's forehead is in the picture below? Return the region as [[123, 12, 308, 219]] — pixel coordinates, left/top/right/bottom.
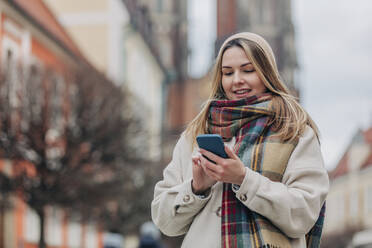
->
[[221, 46, 251, 66]]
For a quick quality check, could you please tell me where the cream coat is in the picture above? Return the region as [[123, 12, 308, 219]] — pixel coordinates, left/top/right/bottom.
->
[[151, 126, 329, 247]]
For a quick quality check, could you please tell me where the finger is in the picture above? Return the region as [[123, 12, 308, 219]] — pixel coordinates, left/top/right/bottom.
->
[[200, 155, 219, 174], [203, 167, 218, 180], [203, 162, 222, 181], [192, 159, 204, 175], [201, 156, 224, 179], [224, 145, 238, 159], [199, 149, 224, 165], [192, 156, 201, 165]]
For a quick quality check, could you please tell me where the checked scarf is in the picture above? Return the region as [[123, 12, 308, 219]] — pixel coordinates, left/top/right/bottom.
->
[[207, 93, 325, 248]]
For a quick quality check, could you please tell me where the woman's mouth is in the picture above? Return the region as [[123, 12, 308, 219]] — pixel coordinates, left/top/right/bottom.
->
[[233, 89, 251, 98]]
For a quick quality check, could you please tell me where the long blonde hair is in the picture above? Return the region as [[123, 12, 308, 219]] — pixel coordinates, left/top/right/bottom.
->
[[185, 33, 319, 146]]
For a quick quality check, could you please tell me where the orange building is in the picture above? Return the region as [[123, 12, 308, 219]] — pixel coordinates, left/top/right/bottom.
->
[[0, 0, 103, 247]]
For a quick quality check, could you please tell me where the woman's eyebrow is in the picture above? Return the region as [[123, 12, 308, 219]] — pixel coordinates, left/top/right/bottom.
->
[[222, 62, 252, 69]]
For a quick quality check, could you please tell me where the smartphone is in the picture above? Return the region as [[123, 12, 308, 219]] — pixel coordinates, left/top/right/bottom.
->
[[196, 134, 228, 163]]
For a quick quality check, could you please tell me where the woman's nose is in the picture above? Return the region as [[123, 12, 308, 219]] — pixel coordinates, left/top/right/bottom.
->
[[232, 72, 243, 84]]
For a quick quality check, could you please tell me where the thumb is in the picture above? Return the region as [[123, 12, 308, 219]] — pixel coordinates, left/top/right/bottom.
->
[[224, 145, 238, 159]]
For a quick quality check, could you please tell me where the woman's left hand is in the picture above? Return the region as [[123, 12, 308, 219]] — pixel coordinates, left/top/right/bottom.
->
[[199, 146, 246, 185]]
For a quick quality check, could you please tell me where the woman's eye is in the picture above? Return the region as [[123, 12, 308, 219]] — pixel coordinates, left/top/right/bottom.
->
[[244, 69, 254, 73], [223, 72, 233, 76]]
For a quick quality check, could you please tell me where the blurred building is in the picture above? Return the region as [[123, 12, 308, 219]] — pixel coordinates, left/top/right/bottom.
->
[[324, 127, 372, 239], [122, 0, 189, 161], [0, 0, 103, 247], [42, 0, 127, 83], [44, 0, 167, 161], [159, 0, 299, 150], [129, 0, 300, 163], [216, 0, 299, 96], [123, 0, 188, 81]]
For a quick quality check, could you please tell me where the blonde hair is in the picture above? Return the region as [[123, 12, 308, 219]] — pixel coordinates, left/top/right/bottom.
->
[[185, 33, 319, 146]]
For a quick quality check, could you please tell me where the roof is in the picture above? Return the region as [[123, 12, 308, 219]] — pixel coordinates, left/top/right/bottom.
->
[[364, 127, 372, 144], [329, 152, 349, 179], [330, 126, 372, 180], [7, 0, 84, 60], [361, 127, 372, 169]]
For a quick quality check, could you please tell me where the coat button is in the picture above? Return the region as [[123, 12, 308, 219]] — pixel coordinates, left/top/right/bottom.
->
[[216, 206, 222, 217], [239, 194, 247, 202], [183, 195, 191, 203]]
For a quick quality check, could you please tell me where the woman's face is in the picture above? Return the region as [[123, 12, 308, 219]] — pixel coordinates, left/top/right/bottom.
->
[[221, 46, 267, 100]]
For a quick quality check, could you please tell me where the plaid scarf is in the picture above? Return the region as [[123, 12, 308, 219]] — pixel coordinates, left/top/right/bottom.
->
[[207, 93, 325, 248]]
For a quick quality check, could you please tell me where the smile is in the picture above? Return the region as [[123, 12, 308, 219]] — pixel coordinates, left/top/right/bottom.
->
[[233, 89, 251, 95]]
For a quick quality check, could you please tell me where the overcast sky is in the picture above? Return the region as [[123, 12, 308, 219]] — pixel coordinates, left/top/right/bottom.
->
[[188, 0, 216, 78], [188, 0, 372, 170], [294, 0, 372, 170]]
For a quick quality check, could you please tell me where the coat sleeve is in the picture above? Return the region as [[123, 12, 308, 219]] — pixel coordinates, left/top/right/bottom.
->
[[232, 126, 329, 238], [151, 134, 213, 237]]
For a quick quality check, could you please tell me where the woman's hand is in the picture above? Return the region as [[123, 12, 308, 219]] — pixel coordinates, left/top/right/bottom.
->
[[199, 146, 246, 185], [191, 155, 216, 194]]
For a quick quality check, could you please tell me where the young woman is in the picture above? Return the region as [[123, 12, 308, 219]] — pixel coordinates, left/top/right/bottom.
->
[[151, 32, 329, 248]]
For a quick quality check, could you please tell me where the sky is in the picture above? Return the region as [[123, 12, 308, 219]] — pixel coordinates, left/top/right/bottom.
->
[[293, 0, 372, 170], [188, 0, 216, 78], [188, 0, 372, 170]]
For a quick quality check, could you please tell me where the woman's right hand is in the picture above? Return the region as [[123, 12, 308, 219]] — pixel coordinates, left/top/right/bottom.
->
[[191, 154, 216, 194]]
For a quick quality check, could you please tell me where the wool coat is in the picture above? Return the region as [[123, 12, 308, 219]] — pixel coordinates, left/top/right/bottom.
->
[[151, 126, 329, 248]]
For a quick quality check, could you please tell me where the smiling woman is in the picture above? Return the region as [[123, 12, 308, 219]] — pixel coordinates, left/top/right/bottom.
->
[[221, 46, 266, 100], [151, 32, 329, 248]]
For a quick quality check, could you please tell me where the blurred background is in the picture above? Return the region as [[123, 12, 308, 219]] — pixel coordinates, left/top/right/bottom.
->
[[0, 0, 371, 248]]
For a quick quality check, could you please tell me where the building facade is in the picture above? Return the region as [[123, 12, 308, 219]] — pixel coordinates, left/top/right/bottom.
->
[[44, 0, 167, 161], [122, 0, 189, 161], [0, 0, 103, 247], [43, 0, 128, 84], [124, 0, 188, 82], [217, 0, 299, 96], [324, 127, 372, 241], [164, 0, 299, 135], [123, 28, 166, 160]]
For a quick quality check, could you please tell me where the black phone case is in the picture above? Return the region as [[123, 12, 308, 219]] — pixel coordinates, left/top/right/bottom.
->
[[196, 134, 228, 159]]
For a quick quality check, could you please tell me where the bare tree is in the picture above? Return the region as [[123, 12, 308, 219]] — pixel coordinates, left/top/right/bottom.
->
[[0, 64, 143, 248], [97, 159, 163, 234]]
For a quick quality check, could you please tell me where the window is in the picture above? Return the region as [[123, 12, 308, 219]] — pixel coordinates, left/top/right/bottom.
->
[[21, 64, 44, 130], [46, 206, 62, 246], [326, 196, 335, 223], [68, 221, 82, 248], [67, 82, 78, 127], [50, 74, 65, 132], [365, 185, 372, 214], [85, 225, 98, 248], [334, 193, 345, 222], [256, 0, 264, 23], [256, 0, 274, 25], [326, 194, 343, 224], [24, 206, 40, 243], [157, 0, 163, 12], [1, 37, 20, 108], [350, 190, 359, 218]]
